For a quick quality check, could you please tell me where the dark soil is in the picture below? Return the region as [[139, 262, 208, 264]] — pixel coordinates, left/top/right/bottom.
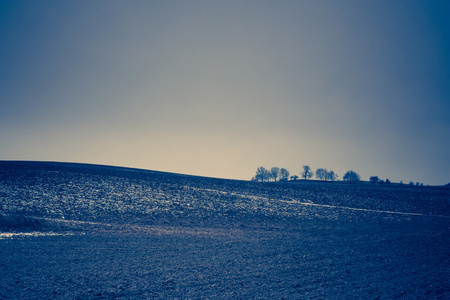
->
[[0, 161, 449, 299]]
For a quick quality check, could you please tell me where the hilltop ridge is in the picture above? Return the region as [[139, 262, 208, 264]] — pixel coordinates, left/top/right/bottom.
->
[[1, 161, 449, 233]]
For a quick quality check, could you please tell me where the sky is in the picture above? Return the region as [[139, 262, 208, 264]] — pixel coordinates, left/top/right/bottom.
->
[[1, 0, 449, 185]]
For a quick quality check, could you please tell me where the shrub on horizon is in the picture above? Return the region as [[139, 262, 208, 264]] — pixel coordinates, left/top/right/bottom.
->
[[343, 170, 360, 182]]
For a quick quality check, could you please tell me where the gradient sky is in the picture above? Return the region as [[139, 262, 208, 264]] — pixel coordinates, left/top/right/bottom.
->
[[1, 0, 449, 184]]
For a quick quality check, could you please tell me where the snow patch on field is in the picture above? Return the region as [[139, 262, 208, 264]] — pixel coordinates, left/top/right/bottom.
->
[[280, 199, 450, 218], [0, 231, 77, 239]]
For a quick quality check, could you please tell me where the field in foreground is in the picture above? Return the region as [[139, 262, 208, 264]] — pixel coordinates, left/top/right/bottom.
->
[[1, 161, 449, 299]]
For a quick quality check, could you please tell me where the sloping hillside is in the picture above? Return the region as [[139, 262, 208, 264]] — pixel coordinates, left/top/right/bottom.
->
[[1, 161, 449, 232], [1, 161, 449, 299]]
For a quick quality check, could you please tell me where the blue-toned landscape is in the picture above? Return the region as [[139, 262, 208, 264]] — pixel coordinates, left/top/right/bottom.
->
[[2, 1, 449, 298], [1, 161, 449, 299]]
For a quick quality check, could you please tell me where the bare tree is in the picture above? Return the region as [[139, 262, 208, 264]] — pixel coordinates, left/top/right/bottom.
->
[[315, 168, 328, 180], [343, 170, 360, 182], [270, 167, 280, 182], [301, 165, 313, 180], [255, 166, 271, 182], [326, 170, 338, 181], [279, 168, 290, 182]]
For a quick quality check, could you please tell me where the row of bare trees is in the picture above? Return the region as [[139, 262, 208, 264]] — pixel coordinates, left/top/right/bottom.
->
[[252, 165, 361, 183], [252, 167, 290, 182], [301, 165, 341, 181], [252, 166, 438, 186]]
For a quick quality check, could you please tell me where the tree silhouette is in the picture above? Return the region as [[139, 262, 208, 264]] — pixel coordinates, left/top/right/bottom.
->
[[301, 165, 313, 180], [343, 170, 360, 182], [270, 167, 280, 182], [255, 167, 271, 182], [326, 170, 338, 181], [290, 175, 299, 181], [279, 168, 290, 182], [370, 176, 379, 184], [315, 168, 328, 180]]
